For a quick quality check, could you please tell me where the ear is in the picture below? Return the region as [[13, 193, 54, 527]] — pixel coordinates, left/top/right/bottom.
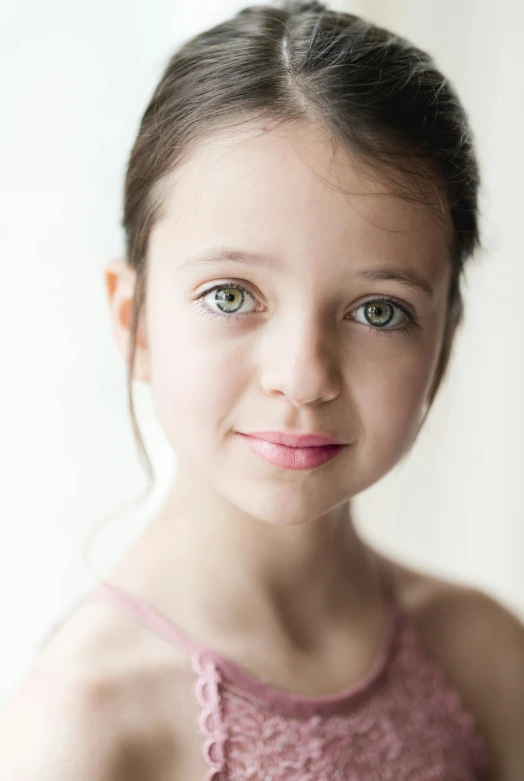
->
[[104, 258, 150, 382]]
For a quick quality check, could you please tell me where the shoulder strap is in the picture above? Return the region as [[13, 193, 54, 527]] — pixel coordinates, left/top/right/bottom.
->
[[42, 555, 401, 659], [75, 581, 209, 655]]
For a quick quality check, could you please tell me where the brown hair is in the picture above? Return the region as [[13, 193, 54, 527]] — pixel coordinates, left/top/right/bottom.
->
[[122, 0, 481, 492]]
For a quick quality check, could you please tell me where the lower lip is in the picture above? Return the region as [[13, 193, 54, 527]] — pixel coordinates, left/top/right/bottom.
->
[[239, 434, 346, 470]]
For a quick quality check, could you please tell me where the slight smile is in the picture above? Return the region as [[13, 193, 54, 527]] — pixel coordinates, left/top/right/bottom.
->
[[237, 432, 347, 471]]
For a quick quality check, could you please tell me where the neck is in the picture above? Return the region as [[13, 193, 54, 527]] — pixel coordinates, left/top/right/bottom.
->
[[107, 464, 384, 649]]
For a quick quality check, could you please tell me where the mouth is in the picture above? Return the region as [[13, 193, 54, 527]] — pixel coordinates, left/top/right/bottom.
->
[[238, 433, 347, 471], [240, 430, 345, 447]]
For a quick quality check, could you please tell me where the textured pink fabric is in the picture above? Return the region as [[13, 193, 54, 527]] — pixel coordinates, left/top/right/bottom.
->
[[65, 577, 492, 781]]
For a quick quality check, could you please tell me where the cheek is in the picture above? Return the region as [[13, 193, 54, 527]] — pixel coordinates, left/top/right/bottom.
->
[[148, 313, 248, 448], [353, 342, 436, 455]]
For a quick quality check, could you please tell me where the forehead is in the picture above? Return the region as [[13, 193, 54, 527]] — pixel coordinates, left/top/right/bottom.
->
[[150, 119, 452, 275]]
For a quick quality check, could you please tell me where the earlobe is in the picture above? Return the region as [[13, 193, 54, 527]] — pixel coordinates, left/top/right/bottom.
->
[[104, 258, 132, 307], [103, 258, 150, 383], [104, 258, 136, 341]]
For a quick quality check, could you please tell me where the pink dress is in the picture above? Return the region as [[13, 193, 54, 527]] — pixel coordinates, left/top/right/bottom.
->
[[46, 574, 492, 780]]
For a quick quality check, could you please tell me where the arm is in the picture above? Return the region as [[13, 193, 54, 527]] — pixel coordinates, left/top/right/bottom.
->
[[411, 582, 524, 781], [0, 664, 134, 781], [476, 592, 524, 781]]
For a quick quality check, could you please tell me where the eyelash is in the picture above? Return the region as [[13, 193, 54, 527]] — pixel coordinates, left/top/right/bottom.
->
[[194, 282, 420, 338]]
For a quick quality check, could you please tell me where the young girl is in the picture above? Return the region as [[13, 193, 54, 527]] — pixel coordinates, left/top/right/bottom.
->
[[2, 1, 523, 779]]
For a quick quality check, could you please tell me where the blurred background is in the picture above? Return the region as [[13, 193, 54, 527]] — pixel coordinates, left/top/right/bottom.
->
[[1, 0, 523, 707]]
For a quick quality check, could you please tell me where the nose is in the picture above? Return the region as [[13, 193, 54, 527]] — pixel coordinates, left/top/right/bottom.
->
[[258, 314, 342, 407]]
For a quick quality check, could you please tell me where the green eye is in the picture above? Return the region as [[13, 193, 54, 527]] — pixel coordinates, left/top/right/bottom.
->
[[352, 297, 418, 338], [195, 284, 419, 338], [214, 286, 245, 314], [363, 302, 394, 327], [196, 282, 256, 320]]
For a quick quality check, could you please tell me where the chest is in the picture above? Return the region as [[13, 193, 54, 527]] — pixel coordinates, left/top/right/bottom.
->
[[121, 652, 486, 781]]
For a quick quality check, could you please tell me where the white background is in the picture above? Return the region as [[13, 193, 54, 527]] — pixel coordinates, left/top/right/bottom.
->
[[1, 0, 523, 706]]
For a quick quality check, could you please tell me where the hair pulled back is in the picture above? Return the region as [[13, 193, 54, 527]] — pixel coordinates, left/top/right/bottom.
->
[[121, 0, 481, 487]]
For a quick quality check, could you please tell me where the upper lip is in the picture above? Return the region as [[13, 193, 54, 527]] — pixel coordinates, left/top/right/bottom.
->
[[241, 431, 345, 447]]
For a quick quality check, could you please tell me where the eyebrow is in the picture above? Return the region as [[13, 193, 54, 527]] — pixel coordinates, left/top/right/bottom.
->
[[179, 246, 435, 300], [357, 266, 434, 300]]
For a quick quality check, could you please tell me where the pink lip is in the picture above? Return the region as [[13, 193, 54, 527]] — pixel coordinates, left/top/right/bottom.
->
[[238, 433, 347, 471], [243, 431, 344, 447]]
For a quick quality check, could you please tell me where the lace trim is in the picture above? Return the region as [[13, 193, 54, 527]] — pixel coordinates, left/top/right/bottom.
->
[[192, 652, 227, 780], [190, 616, 491, 781]]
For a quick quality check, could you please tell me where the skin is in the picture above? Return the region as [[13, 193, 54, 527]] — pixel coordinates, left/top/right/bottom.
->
[[3, 118, 522, 780], [104, 118, 454, 647]]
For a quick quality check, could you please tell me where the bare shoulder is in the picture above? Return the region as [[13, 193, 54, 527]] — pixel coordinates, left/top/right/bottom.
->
[[382, 554, 524, 780], [0, 643, 124, 779], [0, 601, 185, 780]]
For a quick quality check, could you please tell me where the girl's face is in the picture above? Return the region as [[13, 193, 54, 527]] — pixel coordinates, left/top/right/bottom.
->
[[126, 120, 453, 526]]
